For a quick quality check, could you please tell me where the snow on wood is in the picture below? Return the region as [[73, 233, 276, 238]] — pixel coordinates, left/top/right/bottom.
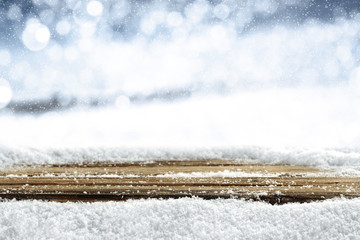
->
[[0, 160, 359, 204]]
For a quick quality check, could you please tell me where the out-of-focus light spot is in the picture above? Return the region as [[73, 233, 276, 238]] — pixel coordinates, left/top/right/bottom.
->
[[0, 50, 11, 66], [7, 4, 22, 21], [254, 0, 278, 15], [141, 20, 156, 35], [73, 1, 101, 24], [150, 10, 166, 24], [141, 11, 166, 35], [0, 78, 12, 109], [56, 20, 72, 35], [39, 9, 55, 24], [283, 0, 301, 6], [185, 0, 210, 24], [44, 0, 58, 7], [22, 19, 51, 51], [87, 1, 103, 17], [334, 7, 347, 18], [65, 0, 77, 9], [235, 9, 253, 29], [115, 95, 130, 109], [32, 0, 42, 6], [213, 4, 230, 20], [167, 12, 183, 27], [109, 0, 131, 24], [35, 26, 51, 43], [209, 25, 233, 52]]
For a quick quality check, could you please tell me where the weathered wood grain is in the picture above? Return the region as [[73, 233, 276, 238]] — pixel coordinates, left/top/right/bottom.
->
[[0, 160, 359, 204]]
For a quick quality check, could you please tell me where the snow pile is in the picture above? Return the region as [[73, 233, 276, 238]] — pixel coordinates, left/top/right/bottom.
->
[[0, 198, 359, 239], [1, 145, 360, 170]]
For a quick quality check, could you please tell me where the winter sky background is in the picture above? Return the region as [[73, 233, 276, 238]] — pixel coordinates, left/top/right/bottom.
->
[[1, 0, 360, 149]]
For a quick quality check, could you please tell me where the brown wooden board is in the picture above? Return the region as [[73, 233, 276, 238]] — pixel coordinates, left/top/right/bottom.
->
[[0, 160, 359, 204]]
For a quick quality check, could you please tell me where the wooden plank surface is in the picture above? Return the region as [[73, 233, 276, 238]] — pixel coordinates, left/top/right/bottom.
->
[[0, 160, 359, 204]]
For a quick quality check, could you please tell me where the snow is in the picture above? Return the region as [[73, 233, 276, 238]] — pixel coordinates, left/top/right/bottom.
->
[[2, 87, 360, 149], [2, 90, 359, 239], [4, 169, 360, 178], [157, 169, 360, 178], [1, 2, 360, 237], [1, 87, 360, 171], [0, 198, 359, 239], [1, 145, 360, 172]]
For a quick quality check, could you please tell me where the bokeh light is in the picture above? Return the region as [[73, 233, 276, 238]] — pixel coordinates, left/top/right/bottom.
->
[[213, 4, 230, 20], [167, 12, 183, 27], [1, 0, 360, 150], [22, 19, 51, 51], [56, 20, 72, 35], [109, 0, 131, 25], [87, 1, 103, 17], [1, 0, 360, 111], [7, 4, 22, 21]]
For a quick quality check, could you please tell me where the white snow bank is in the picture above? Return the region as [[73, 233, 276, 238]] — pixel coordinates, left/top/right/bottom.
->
[[0, 198, 359, 239], [1, 146, 360, 170], [1, 87, 360, 170], [1, 87, 360, 149]]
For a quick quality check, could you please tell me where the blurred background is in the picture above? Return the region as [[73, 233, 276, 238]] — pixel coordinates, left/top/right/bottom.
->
[[1, 0, 360, 148]]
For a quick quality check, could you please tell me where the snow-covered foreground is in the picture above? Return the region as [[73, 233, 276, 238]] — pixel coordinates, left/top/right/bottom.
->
[[0, 198, 359, 239], [1, 146, 360, 175], [1, 88, 360, 237]]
